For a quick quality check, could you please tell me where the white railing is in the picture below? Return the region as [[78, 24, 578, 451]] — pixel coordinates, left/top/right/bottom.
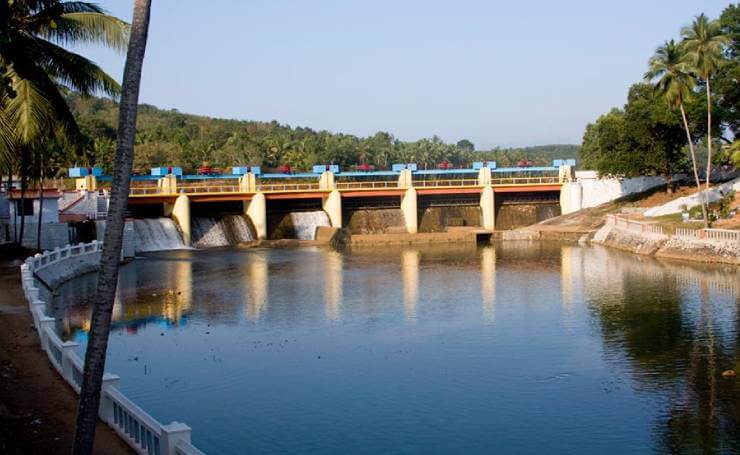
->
[[675, 227, 740, 244], [607, 215, 739, 245], [21, 242, 204, 455], [605, 214, 665, 236]]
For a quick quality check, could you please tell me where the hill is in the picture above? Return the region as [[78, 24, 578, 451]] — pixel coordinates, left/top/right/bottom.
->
[[67, 94, 579, 173]]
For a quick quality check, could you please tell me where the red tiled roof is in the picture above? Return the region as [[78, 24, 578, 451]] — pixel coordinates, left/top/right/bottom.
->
[[8, 189, 61, 199]]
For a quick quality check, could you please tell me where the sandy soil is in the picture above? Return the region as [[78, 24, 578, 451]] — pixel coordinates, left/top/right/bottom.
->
[[0, 257, 132, 454]]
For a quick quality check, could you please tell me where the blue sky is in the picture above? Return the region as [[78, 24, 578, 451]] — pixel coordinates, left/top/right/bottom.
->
[[74, 0, 732, 149]]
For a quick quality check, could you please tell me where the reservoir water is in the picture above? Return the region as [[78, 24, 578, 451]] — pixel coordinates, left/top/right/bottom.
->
[[47, 243, 740, 454]]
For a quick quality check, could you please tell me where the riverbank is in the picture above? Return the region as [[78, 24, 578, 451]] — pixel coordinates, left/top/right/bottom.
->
[[508, 193, 739, 265], [0, 257, 131, 454]]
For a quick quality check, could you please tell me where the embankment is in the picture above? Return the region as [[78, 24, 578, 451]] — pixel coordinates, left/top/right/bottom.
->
[[592, 217, 739, 265]]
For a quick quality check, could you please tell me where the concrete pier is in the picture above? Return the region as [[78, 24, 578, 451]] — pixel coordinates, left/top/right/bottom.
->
[[480, 186, 495, 231], [401, 187, 418, 234], [322, 190, 342, 228], [171, 193, 191, 246], [158, 175, 178, 194], [238, 173, 257, 192], [246, 192, 267, 239]]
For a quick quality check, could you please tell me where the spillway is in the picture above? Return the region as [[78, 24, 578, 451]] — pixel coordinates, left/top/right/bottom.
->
[[133, 218, 187, 252], [192, 215, 256, 248], [290, 211, 331, 240]]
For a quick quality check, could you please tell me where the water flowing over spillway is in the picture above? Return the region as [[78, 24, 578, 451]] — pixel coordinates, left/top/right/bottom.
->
[[290, 211, 331, 240], [192, 215, 255, 248], [133, 218, 187, 252]]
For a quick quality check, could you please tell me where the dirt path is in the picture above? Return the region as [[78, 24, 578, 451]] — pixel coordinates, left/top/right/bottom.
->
[[0, 258, 131, 454]]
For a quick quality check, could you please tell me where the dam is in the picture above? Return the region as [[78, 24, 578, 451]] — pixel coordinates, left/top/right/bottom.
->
[[63, 162, 575, 251]]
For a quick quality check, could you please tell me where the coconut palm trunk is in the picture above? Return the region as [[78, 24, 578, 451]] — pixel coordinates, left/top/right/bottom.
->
[[678, 103, 708, 226], [18, 150, 28, 247], [36, 152, 44, 251], [72, 1, 152, 453], [704, 78, 713, 190]]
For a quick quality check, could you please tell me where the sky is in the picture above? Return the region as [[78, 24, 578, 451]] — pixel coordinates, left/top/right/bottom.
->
[[73, 0, 732, 149]]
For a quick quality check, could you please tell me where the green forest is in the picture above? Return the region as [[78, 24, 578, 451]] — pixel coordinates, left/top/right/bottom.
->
[[69, 93, 578, 174]]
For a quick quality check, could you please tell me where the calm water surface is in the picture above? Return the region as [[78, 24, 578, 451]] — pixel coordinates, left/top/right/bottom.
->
[[48, 243, 740, 454]]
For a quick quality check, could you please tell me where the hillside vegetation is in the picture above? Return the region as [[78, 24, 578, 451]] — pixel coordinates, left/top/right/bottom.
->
[[68, 94, 578, 174]]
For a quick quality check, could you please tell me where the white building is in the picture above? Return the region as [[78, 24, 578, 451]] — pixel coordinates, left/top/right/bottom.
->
[[7, 189, 68, 249]]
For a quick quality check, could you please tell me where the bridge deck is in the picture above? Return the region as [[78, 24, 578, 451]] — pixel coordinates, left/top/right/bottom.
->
[[127, 177, 562, 204]]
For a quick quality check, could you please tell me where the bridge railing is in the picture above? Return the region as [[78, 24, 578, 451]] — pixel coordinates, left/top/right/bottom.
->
[[179, 184, 240, 194], [257, 182, 321, 192], [335, 181, 399, 190], [127, 175, 562, 195], [21, 243, 204, 455], [130, 186, 161, 196], [414, 179, 479, 187], [490, 176, 561, 185]]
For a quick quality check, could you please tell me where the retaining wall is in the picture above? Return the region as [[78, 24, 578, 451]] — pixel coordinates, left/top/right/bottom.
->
[[594, 215, 739, 264]]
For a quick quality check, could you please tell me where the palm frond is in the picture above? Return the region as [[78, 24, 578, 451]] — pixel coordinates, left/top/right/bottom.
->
[[35, 38, 121, 96], [33, 12, 130, 52], [5, 59, 81, 145]]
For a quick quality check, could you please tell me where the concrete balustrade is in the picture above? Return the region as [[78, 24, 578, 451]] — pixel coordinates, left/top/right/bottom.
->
[[20, 243, 205, 455]]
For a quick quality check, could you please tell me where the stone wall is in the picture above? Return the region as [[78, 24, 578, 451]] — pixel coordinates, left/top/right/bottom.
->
[[9, 222, 69, 250]]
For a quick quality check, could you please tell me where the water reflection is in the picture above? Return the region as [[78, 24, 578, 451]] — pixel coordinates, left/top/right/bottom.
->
[[401, 250, 419, 321], [244, 252, 268, 321], [480, 247, 495, 322], [45, 243, 739, 454], [578, 248, 739, 453], [324, 250, 343, 321]]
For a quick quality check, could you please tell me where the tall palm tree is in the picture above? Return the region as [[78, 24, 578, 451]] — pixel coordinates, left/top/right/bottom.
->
[[681, 14, 729, 192], [645, 39, 708, 226], [72, 1, 152, 453], [0, 0, 128, 246]]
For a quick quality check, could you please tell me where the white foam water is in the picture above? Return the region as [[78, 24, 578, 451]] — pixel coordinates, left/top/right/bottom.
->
[[192, 215, 255, 248], [290, 211, 331, 240], [133, 218, 187, 252]]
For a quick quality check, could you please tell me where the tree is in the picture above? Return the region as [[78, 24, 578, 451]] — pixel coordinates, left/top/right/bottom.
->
[[72, 1, 152, 453], [645, 39, 708, 225], [681, 14, 730, 189], [713, 4, 740, 139], [456, 138, 475, 152], [580, 84, 688, 185], [0, 0, 128, 247]]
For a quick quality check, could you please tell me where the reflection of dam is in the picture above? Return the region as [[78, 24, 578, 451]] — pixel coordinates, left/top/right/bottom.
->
[[402, 250, 419, 321], [52, 253, 195, 336], [244, 252, 268, 321], [53, 243, 737, 343]]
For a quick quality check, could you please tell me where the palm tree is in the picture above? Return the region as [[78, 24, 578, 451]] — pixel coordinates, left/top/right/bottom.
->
[[0, 0, 128, 246], [681, 14, 730, 192], [645, 40, 708, 226], [72, 2, 152, 452]]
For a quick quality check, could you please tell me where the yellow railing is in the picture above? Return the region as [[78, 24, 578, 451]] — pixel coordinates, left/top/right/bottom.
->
[[128, 176, 562, 196], [335, 181, 399, 190], [257, 183, 321, 192]]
